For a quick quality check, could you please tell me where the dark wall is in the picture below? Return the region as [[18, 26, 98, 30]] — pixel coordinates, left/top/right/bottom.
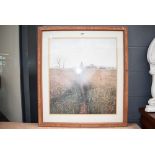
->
[[20, 26, 38, 122], [20, 25, 155, 123], [128, 26, 155, 123]]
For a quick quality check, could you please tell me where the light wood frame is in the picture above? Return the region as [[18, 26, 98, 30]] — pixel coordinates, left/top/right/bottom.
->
[[38, 26, 128, 127]]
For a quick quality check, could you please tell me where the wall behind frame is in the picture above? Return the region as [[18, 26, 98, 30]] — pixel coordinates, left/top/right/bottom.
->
[[20, 26, 37, 122], [20, 25, 154, 124]]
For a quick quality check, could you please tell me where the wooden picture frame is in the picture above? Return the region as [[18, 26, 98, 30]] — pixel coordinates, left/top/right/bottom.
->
[[38, 26, 128, 127]]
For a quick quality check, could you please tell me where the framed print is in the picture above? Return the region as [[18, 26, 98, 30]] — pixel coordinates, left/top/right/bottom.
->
[[38, 26, 128, 127]]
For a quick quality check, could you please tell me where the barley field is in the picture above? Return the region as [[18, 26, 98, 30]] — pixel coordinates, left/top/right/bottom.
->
[[50, 68, 117, 114]]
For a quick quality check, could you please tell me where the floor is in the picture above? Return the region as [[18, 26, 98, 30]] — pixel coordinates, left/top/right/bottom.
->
[[0, 122, 140, 129]]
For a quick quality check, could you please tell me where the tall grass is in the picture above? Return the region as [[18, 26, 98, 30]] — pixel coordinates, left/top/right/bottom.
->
[[50, 68, 116, 114]]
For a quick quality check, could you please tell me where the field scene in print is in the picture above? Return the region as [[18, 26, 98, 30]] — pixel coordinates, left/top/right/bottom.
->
[[49, 37, 117, 114]]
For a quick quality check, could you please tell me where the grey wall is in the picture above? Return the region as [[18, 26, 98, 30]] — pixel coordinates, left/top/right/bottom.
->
[[128, 26, 155, 123], [0, 25, 22, 122], [20, 25, 155, 124]]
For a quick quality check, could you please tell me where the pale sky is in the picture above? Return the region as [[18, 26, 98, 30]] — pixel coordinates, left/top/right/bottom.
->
[[49, 38, 116, 68]]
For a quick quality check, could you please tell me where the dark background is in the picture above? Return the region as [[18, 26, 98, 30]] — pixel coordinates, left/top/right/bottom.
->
[[20, 25, 155, 124]]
